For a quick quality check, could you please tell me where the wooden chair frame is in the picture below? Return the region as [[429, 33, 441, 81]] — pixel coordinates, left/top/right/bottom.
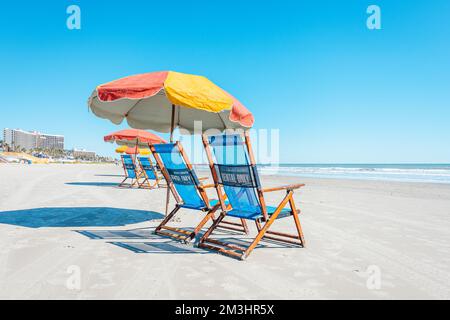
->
[[118, 155, 141, 188], [149, 142, 248, 243], [137, 156, 165, 189], [199, 131, 306, 260]]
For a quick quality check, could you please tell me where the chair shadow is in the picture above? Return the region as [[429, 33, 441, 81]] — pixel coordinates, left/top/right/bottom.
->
[[199, 236, 298, 249], [75, 227, 209, 255], [66, 182, 119, 187], [75, 228, 160, 240], [94, 174, 124, 177], [209, 237, 268, 249], [109, 241, 209, 254], [0, 207, 164, 228]]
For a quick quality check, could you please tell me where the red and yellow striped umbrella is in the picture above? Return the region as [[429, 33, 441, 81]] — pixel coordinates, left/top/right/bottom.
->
[[88, 71, 254, 135]]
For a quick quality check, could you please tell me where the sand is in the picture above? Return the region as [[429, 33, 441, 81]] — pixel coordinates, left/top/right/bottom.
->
[[0, 163, 449, 299]]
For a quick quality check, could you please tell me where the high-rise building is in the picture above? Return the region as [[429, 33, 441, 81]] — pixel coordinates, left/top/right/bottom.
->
[[3, 128, 64, 150]]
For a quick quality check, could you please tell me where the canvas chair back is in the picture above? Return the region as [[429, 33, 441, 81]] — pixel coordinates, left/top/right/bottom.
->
[[139, 157, 157, 179], [152, 143, 206, 209], [122, 155, 137, 179], [207, 134, 264, 216]]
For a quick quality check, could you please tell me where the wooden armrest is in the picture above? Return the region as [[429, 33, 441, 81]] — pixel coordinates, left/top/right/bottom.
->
[[199, 183, 215, 189], [262, 183, 305, 193]]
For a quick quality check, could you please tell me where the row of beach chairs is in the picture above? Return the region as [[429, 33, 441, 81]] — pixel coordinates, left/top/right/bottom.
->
[[118, 132, 306, 260], [119, 155, 165, 189]]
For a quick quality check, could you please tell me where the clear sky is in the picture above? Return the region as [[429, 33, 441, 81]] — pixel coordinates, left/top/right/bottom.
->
[[0, 0, 449, 163]]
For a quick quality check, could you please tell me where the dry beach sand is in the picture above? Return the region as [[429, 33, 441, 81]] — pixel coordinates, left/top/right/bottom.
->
[[0, 164, 449, 299]]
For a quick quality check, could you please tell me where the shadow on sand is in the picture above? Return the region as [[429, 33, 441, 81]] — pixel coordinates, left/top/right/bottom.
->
[[106, 237, 271, 255], [109, 241, 209, 254], [75, 227, 209, 255], [95, 174, 123, 177], [0, 207, 163, 228], [65, 182, 119, 187], [75, 227, 160, 240]]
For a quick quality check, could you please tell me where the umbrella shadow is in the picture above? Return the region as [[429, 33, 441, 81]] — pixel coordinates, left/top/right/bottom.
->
[[0, 207, 163, 228]]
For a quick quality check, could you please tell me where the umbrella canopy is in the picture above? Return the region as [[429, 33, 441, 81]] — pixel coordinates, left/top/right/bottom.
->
[[139, 149, 151, 156], [89, 71, 254, 133], [105, 129, 166, 147], [115, 145, 150, 155]]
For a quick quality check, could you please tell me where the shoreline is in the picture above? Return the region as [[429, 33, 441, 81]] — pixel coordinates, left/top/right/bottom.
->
[[3, 162, 450, 185]]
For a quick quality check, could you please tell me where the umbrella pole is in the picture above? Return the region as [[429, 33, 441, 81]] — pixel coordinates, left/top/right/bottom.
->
[[165, 104, 176, 216], [170, 104, 176, 142]]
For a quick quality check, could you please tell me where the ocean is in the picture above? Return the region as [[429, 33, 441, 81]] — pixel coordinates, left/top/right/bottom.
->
[[257, 163, 450, 184]]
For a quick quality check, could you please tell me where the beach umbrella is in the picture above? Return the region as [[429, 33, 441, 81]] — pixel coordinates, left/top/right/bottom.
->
[[89, 71, 254, 140], [115, 145, 150, 155], [139, 149, 151, 156], [105, 129, 166, 147], [115, 145, 129, 154], [90, 71, 254, 215], [106, 128, 165, 159]]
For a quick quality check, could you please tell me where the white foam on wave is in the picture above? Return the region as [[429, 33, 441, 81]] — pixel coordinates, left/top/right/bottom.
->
[[257, 165, 450, 184]]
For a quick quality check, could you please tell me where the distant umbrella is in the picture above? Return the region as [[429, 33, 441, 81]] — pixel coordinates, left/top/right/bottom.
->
[[115, 145, 150, 155], [105, 129, 166, 147]]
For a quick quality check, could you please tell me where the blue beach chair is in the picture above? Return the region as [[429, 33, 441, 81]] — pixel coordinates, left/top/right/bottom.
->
[[150, 142, 248, 243], [200, 132, 306, 260], [119, 155, 140, 188], [137, 156, 164, 189]]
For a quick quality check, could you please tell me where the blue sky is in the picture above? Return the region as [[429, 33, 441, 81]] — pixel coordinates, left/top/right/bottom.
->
[[0, 0, 449, 163]]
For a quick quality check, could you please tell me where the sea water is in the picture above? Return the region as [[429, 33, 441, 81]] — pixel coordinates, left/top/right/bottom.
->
[[257, 163, 450, 184]]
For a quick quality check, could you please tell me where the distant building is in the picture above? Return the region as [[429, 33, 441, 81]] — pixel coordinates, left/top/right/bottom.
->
[[72, 148, 96, 160], [3, 128, 64, 151]]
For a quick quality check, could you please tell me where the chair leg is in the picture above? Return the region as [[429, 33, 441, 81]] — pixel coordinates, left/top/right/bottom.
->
[[255, 219, 262, 232], [188, 205, 220, 243], [217, 218, 249, 234], [138, 177, 149, 189], [118, 177, 128, 187], [241, 219, 249, 234], [198, 213, 251, 260], [156, 205, 220, 243], [242, 192, 292, 259], [139, 177, 158, 189], [289, 197, 305, 247], [199, 212, 226, 245], [155, 205, 180, 232], [130, 178, 138, 188], [198, 192, 305, 260]]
